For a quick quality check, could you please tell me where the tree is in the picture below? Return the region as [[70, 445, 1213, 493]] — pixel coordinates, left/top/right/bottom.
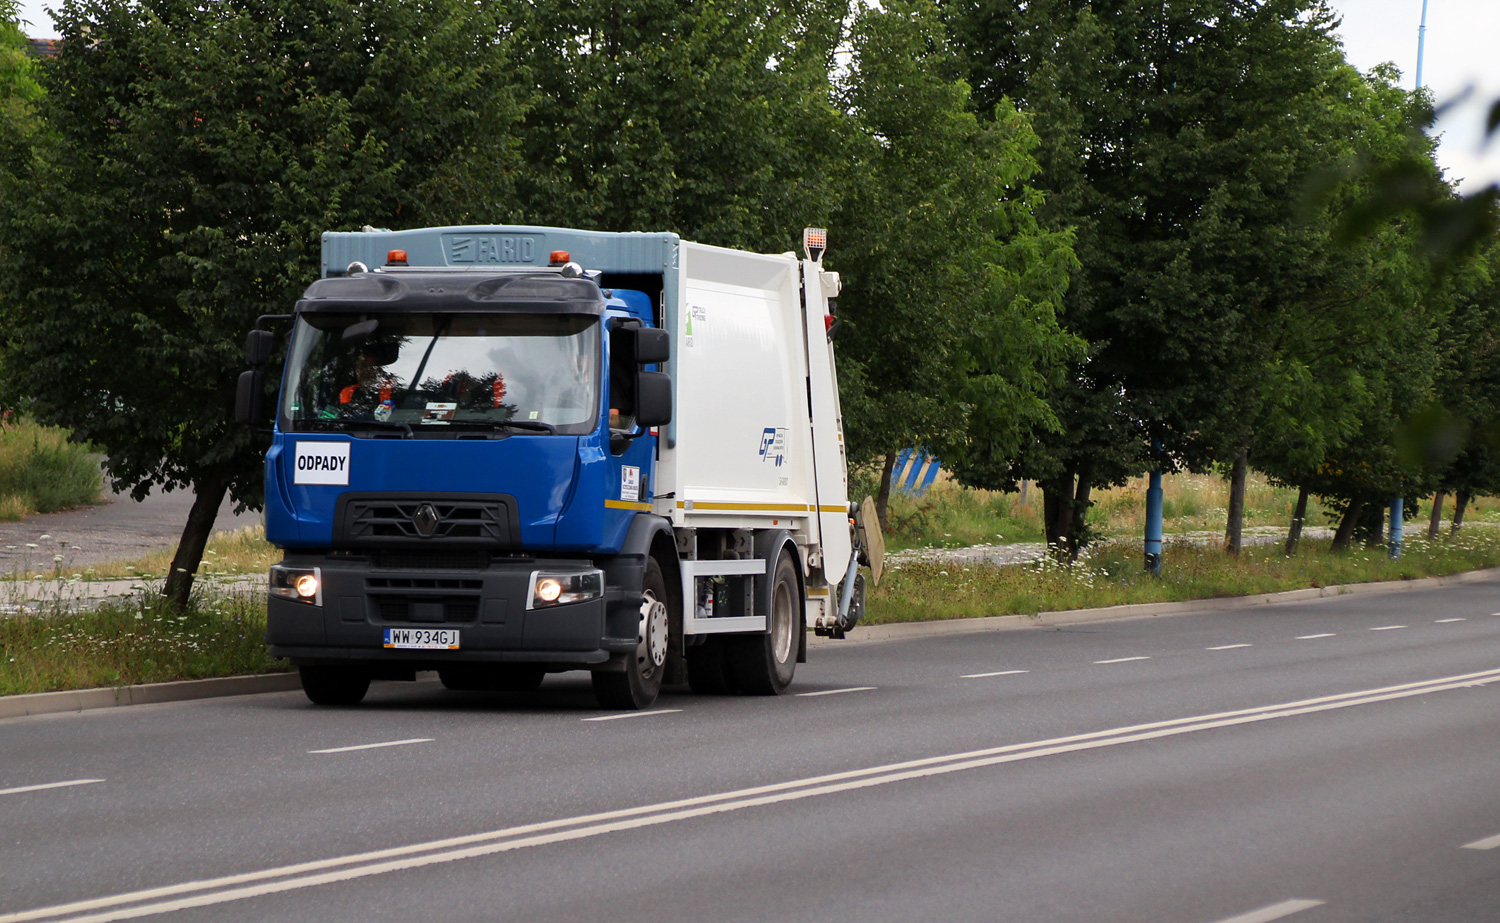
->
[[0, 0, 41, 177], [507, 0, 850, 254], [832, 0, 1079, 522], [0, 0, 526, 605], [946, 0, 1416, 557]]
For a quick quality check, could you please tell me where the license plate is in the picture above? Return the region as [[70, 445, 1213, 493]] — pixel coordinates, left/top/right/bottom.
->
[[383, 628, 460, 650]]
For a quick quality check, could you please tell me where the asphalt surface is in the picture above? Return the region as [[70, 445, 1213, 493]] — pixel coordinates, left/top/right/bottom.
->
[[0, 475, 261, 572], [5, 577, 1500, 922]]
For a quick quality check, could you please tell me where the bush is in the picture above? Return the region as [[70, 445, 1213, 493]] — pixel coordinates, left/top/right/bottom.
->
[[0, 416, 102, 519]]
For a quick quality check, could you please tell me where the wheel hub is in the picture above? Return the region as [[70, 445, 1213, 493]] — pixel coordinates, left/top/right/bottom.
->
[[637, 592, 669, 673]]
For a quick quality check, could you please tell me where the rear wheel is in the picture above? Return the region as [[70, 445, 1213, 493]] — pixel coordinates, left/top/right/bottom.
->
[[592, 558, 670, 709], [299, 665, 370, 706], [729, 549, 800, 695]]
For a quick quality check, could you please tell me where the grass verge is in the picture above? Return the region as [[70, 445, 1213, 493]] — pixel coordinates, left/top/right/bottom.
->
[[0, 589, 287, 696], [79, 524, 280, 581], [866, 530, 1500, 624]]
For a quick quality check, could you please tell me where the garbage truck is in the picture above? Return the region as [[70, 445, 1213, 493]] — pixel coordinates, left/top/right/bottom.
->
[[236, 225, 874, 709]]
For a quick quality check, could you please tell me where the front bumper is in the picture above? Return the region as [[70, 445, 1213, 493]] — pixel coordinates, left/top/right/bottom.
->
[[266, 552, 638, 668]]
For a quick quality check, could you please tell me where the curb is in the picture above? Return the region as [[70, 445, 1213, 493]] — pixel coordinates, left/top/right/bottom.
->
[[0, 672, 301, 720], [809, 566, 1500, 648], [5, 567, 1499, 717]]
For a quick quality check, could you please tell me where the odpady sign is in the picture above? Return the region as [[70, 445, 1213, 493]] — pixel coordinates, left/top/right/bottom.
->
[[294, 442, 351, 486]]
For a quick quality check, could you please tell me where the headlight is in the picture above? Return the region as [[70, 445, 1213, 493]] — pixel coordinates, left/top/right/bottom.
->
[[271, 565, 323, 606], [528, 570, 604, 609]]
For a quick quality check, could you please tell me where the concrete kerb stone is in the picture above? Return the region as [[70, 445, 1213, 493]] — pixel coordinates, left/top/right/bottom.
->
[[809, 566, 1500, 648], [0, 672, 301, 720], [5, 567, 1499, 718]]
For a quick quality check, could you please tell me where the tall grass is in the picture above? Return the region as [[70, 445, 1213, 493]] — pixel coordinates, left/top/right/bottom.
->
[[0, 417, 103, 520], [867, 530, 1500, 624], [0, 589, 284, 695], [876, 471, 1340, 551]]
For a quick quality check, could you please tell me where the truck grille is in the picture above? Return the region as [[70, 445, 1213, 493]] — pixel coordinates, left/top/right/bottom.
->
[[375, 596, 482, 624], [374, 550, 491, 570], [334, 493, 519, 549]]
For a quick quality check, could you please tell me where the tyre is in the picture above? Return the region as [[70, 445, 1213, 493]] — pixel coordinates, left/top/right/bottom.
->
[[728, 548, 800, 695], [592, 557, 670, 709], [685, 636, 737, 695], [299, 665, 370, 706]]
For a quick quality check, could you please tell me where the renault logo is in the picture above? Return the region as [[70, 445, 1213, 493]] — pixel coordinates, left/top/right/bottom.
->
[[412, 503, 440, 537]]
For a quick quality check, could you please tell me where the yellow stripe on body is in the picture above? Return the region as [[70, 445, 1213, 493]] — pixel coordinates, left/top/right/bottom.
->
[[605, 500, 654, 512]]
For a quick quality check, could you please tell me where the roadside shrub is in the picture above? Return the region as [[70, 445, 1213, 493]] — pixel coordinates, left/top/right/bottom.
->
[[0, 416, 102, 519]]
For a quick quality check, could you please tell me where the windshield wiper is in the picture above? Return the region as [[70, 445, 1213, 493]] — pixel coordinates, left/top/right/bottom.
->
[[445, 419, 558, 434], [347, 420, 414, 437]]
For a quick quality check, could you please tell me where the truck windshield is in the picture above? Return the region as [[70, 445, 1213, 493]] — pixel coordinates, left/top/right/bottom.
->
[[281, 313, 600, 436]]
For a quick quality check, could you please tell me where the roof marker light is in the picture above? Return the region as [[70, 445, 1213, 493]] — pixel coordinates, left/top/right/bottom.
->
[[386, 249, 408, 266], [549, 250, 571, 266], [803, 228, 828, 263]]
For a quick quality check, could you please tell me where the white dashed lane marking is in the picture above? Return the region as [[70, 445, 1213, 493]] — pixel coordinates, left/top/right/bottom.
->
[[309, 739, 433, 754], [1207, 644, 1252, 651], [962, 670, 1029, 679], [796, 687, 876, 697], [1369, 625, 1407, 631], [1296, 633, 1335, 640], [0, 779, 103, 797], [1206, 898, 1325, 923], [1435, 618, 1466, 623], [581, 710, 682, 722], [1095, 656, 1151, 665]]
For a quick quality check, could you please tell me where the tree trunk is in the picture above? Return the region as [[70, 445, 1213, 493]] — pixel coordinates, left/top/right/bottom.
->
[[1428, 490, 1446, 539], [1223, 446, 1248, 555], [1330, 494, 1365, 552], [161, 471, 229, 608], [1018, 479, 1029, 504], [1068, 473, 1093, 563], [1284, 483, 1309, 556], [1451, 489, 1471, 534], [875, 452, 897, 528], [1041, 474, 1075, 555]]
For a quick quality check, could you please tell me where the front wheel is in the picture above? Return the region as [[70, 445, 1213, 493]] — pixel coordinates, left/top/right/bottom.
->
[[729, 548, 800, 695], [299, 665, 370, 706], [592, 558, 670, 709]]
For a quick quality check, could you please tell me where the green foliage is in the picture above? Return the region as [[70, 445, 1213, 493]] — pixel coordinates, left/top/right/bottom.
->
[[833, 1, 1079, 474], [0, 589, 282, 695], [508, 0, 848, 253], [0, 0, 525, 594], [0, 416, 102, 518]]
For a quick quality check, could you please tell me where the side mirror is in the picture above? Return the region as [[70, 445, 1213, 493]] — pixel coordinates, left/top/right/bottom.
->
[[235, 369, 264, 424], [246, 329, 275, 367], [635, 371, 672, 428], [635, 327, 669, 364]]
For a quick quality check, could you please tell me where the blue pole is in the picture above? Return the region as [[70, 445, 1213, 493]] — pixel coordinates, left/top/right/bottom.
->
[[1389, 497, 1404, 559], [1415, 0, 1429, 89], [1144, 469, 1164, 576]]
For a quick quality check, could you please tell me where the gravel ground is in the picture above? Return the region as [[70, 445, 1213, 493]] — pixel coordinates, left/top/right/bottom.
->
[[0, 479, 261, 574]]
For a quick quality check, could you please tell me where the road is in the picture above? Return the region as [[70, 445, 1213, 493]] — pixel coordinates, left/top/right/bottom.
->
[[4, 578, 1500, 922], [0, 475, 261, 573]]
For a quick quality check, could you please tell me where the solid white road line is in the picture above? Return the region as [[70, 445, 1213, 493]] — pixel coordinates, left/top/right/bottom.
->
[[1296, 633, 1335, 640], [1208, 898, 1325, 923], [1436, 618, 1467, 623], [1095, 656, 1150, 664], [308, 739, 433, 754], [962, 670, 1029, 679], [796, 687, 876, 697], [13, 668, 1500, 923], [1207, 644, 1252, 651], [1369, 625, 1407, 631], [1461, 832, 1500, 850], [0, 779, 103, 797], [581, 710, 681, 722]]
